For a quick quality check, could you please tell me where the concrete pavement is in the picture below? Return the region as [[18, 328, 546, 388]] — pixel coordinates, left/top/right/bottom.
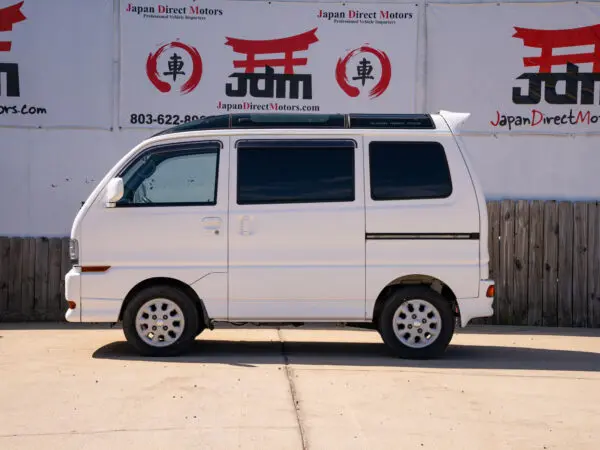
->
[[0, 323, 599, 449]]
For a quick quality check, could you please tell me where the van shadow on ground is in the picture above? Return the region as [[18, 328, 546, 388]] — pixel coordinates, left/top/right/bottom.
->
[[92, 338, 600, 372]]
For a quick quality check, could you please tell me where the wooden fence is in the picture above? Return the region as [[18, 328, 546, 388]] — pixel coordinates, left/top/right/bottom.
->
[[0, 237, 70, 321], [482, 200, 600, 328], [0, 200, 599, 326]]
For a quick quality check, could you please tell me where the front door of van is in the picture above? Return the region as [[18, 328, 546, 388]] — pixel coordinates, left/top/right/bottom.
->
[[227, 135, 366, 320], [80, 138, 229, 320]]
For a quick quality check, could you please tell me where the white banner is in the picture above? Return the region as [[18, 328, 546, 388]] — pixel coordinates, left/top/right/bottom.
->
[[119, 0, 418, 128], [427, 2, 600, 134], [0, 0, 113, 128]]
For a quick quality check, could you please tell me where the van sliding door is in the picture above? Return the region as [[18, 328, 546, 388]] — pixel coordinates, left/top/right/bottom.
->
[[227, 136, 366, 321]]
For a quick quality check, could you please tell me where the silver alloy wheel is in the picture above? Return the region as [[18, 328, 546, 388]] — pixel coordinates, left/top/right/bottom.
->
[[135, 298, 185, 347], [392, 299, 442, 348]]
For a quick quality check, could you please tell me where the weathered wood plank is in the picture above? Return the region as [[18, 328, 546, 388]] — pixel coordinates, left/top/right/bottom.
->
[[499, 200, 515, 325], [47, 238, 63, 321], [512, 200, 530, 325], [0, 237, 10, 317], [588, 202, 600, 328], [34, 237, 50, 319], [542, 201, 559, 327], [527, 200, 544, 326], [557, 202, 574, 327], [572, 203, 588, 327], [20, 238, 36, 318], [7, 238, 23, 318]]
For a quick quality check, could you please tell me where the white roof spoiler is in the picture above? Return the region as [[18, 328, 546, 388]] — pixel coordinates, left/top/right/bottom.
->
[[438, 110, 470, 133]]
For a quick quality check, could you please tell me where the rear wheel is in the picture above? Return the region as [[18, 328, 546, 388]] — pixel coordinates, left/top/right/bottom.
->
[[378, 286, 455, 359], [122, 285, 199, 356]]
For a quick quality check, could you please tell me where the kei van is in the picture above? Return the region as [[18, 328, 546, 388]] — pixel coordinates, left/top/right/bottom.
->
[[64, 112, 495, 359]]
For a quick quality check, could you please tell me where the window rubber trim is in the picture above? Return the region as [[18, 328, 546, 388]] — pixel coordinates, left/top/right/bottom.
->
[[235, 138, 358, 149]]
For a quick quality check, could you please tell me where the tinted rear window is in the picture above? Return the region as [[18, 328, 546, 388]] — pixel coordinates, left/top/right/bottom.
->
[[369, 141, 452, 200]]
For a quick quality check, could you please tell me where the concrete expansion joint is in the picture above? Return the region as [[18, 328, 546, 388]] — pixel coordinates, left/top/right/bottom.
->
[[277, 328, 309, 450]]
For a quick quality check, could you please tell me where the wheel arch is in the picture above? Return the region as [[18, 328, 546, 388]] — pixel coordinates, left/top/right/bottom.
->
[[372, 274, 458, 327], [118, 277, 211, 329]]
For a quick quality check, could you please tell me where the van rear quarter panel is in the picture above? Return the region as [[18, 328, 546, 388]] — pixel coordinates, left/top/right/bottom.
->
[[364, 133, 481, 317]]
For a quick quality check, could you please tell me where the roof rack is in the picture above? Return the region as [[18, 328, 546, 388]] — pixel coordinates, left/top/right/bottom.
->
[[348, 114, 435, 129], [153, 112, 436, 136]]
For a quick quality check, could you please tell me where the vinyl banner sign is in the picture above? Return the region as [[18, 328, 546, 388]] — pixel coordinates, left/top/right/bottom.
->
[[0, 0, 113, 128], [426, 2, 600, 134], [119, 0, 418, 128]]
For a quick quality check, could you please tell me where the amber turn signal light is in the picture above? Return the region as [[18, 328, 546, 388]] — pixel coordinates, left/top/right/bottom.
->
[[486, 285, 495, 298], [81, 266, 111, 273], [68, 301, 77, 309]]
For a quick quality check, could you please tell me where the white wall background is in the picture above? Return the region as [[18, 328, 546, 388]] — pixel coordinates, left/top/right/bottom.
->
[[1, 0, 600, 237]]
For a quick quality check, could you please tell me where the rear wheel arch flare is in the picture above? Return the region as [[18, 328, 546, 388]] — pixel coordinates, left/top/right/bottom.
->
[[372, 274, 458, 324]]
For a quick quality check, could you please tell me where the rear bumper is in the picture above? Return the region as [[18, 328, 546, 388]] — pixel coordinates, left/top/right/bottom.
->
[[456, 279, 494, 327]]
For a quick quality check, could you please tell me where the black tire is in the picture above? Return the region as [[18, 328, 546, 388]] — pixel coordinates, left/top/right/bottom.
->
[[378, 286, 455, 359], [122, 285, 199, 357], [195, 319, 206, 337]]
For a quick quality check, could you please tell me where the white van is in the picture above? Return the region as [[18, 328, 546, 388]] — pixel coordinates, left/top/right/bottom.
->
[[64, 111, 494, 359]]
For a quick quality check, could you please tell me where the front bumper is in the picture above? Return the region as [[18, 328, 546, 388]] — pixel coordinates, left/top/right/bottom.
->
[[64, 267, 81, 322], [456, 279, 494, 327]]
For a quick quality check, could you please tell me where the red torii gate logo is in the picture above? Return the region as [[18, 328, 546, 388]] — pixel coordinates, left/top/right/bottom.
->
[[0, 1, 26, 97], [224, 28, 318, 99], [0, 1, 25, 52], [512, 24, 600, 105]]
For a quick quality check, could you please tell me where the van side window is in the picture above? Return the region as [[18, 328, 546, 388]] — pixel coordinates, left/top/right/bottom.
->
[[236, 140, 355, 205], [117, 143, 219, 206], [369, 141, 452, 201]]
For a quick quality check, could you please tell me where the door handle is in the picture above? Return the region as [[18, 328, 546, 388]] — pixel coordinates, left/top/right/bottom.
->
[[240, 215, 252, 236], [202, 217, 222, 234]]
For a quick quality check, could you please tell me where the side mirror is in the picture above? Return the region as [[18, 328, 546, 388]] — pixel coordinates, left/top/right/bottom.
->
[[105, 177, 124, 207]]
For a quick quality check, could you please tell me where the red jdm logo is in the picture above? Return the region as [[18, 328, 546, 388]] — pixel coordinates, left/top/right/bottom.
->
[[224, 28, 319, 99], [512, 24, 600, 105], [146, 41, 203, 95], [335, 45, 391, 99], [0, 1, 26, 97]]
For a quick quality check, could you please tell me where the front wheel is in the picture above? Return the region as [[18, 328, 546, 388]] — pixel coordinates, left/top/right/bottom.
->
[[122, 285, 199, 357], [378, 286, 455, 359]]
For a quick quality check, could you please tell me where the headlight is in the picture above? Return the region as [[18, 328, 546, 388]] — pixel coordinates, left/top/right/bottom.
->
[[69, 239, 79, 263]]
